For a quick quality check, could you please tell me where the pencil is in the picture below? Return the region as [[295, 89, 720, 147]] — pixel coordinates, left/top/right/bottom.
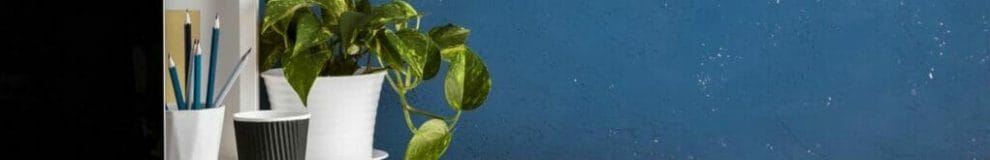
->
[[193, 42, 203, 109], [184, 11, 194, 109], [168, 55, 188, 110], [206, 13, 220, 108], [212, 48, 252, 108]]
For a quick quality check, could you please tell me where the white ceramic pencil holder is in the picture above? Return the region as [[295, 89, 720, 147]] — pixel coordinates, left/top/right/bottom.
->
[[166, 104, 225, 160]]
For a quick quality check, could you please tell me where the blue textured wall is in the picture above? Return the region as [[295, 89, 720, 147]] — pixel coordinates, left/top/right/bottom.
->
[[370, 0, 990, 159]]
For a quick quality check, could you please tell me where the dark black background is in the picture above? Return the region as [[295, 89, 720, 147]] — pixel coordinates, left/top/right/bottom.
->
[[0, 1, 163, 159]]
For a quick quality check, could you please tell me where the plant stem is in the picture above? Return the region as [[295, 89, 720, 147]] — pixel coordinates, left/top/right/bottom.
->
[[403, 106, 417, 133], [449, 110, 462, 129], [397, 91, 445, 120], [398, 92, 417, 133], [405, 104, 446, 120], [375, 54, 401, 92]]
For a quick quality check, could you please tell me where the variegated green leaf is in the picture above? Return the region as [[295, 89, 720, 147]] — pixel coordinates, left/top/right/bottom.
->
[[339, 11, 371, 54], [374, 30, 406, 70], [428, 23, 470, 49], [284, 13, 333, 106], [316, 0, 348, 23], [370, 0, 418, 27], [395, 29, 441, 80], [404, 119, 452, 160], [292, 13, 330, 57], [444, 48, 491, 111]]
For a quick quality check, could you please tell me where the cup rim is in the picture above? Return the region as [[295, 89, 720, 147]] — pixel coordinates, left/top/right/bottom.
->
[[164, 103, 224, 112], [234, 110, 311, 122]]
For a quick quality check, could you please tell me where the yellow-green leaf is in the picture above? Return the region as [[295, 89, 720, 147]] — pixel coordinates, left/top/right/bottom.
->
[[405, 119, 452, 160], [444, 48, 491, 111], [339, 11, 370, 53], [428, 23, 470, 60], [316, 0, 348, 22], [370, 0, 418, 27], [374, 30, 405, 70], [395, 29, 441, 80], [292, 13, 330, 57], [284, 12, 332, 106]]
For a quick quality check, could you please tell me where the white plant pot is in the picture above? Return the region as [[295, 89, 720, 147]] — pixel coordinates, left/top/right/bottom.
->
[[166, 105, 226, 160], [261, 68, 387, 160]]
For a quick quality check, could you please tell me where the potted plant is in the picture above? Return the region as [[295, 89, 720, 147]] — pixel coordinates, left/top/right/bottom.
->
[[257, 0, 492, 159]]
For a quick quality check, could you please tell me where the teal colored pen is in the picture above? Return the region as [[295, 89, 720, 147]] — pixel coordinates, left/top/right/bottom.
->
[[168, 56, 188, 110], [193, 42, 203, 110], [206, 14, 220, 108]]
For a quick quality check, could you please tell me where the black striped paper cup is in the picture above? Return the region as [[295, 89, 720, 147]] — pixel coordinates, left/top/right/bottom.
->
[[234, 111, 310, 160]]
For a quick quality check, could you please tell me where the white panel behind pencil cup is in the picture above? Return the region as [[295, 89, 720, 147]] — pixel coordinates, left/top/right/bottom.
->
[[165, 0, 249, 159], [166, 104, 225, 160], [261, 69, 387, 160]]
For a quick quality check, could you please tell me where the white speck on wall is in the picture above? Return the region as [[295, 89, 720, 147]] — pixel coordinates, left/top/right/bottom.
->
[[939, 22, 944, 26], [911, 88, 918, 96], [928, 68, 934, 79], [573, 78, 578, 83], [609, 84, 615, 89], [711, 108, 719, 112], [653, 138, 659, 143], [825, 96, 832, 107], [766, 143, 774, 150], [900, 1, 904, 5], [775, 0, 781, 4]]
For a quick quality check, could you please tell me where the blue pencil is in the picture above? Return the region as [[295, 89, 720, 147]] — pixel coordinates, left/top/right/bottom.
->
[[206, 14, 220, 108], [193, 42, 203, 110], [168, 56, 188, 110]]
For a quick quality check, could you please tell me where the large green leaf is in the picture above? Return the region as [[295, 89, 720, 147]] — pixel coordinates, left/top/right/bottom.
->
[[292, 13, 330, 57], [374, 30, 406, 71], [339, 11, 371, 54], [428, 23, 470, 49], [370, 0, 418, 27], [444, 48, 491, 111], [316, 0, 348, 23], [284, 48, 332, 106], [284, 13, 333, 106], [260, 0, 315, 71], [405, 119, 453, 160], [395, 29, 441, 80], [262, 0, 312, 36]]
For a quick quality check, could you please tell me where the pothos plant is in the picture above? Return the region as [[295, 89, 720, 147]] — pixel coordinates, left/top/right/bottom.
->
[[258, 0, 491, 159]]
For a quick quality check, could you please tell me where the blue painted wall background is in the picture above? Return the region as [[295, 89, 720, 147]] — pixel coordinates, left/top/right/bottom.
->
[[364, 0, 990, 159]]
